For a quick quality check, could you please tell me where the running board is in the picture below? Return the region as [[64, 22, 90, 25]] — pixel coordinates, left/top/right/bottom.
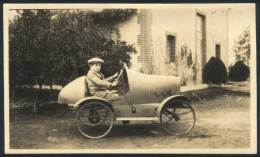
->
[[116, 117, 159, 121]]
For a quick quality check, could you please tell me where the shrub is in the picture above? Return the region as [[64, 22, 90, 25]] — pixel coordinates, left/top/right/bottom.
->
[[229, 61, 250, 81], [203, 57, 228, 84]]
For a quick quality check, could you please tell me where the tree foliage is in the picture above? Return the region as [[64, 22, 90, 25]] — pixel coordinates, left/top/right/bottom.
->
[[9, 10, 53, 89], [203, 57, 228, 84], [233, 26, 250, 66], [9, 9, 137, 89], [229, 61, 250, 82], [176, 45, 198, 86]]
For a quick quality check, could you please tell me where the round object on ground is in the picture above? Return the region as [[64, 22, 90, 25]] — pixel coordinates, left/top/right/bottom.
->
[[75, 101, 114, 139], [160, 101, 196, 136]]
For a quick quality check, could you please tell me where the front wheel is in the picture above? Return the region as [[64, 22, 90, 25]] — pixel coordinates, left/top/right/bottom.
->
[[160, 101, 196, 136], [75, 101, 114, 139]]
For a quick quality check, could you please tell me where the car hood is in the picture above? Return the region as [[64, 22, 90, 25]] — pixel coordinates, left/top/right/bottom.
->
[[126, 69, 181, 104]]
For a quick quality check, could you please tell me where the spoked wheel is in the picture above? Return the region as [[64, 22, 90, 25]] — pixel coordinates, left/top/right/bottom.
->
[[75, 101, 114, 139], [160, 101, 196, 136]]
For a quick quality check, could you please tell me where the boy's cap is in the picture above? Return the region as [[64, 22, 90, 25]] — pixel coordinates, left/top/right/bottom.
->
[[88, 57, 104, 64]]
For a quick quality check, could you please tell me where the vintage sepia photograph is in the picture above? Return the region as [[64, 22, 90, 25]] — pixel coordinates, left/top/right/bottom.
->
[[3, 3, 257, 154]]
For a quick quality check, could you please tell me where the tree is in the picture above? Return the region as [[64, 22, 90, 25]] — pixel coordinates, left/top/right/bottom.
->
[[233, 26, 250, 66], [49, 9, 137, 83], [9, 9, 137, 112], [229, 61, 250, 82], [203, 57, 228, 84], [176, 45, 197, 86], [9, 10, 54, 112]]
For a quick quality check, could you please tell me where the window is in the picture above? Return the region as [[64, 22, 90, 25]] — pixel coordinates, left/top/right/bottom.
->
[[166, 35, 176, 62], [215, 44, 221, 58]]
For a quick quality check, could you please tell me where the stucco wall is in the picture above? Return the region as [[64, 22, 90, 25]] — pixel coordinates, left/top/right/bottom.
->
[[151, 9, 196, 84], [118, 8, 229, 85], [203, 8, 229, 66], [118, 15, 141, 71]]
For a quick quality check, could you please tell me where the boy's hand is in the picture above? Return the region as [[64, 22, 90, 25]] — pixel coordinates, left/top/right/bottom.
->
[[111, 80, 119, 87], [112, 72, 119, 79]]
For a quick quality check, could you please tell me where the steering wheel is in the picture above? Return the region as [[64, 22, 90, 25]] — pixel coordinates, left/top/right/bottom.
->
[[116, 69, 124, 80], [114, 69, 128, 92]]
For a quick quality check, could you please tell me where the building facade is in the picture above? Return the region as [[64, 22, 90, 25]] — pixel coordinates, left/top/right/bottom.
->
[[118, 8, 229, 85]]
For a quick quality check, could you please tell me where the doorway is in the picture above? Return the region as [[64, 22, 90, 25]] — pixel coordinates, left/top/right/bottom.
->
[[216, 44, 221, 59], [195, 13, 206, 84]]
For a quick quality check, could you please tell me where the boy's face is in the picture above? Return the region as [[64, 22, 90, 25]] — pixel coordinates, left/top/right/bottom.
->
[[90, 63, 102, 72]]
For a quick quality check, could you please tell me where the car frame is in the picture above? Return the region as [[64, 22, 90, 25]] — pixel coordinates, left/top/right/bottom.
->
[[57, 66, 196, 139]]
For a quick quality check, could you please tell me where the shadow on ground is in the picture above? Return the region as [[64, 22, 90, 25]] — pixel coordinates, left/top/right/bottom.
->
[[183, 86, 250, 102]]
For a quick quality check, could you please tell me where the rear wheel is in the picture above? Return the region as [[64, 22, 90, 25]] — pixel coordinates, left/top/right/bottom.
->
[[160, 101, 196, 136], [75, 101, 114, 139]]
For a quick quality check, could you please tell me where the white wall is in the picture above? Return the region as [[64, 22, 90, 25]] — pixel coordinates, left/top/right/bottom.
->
[[117, 15, 141, 71], [151, 8, 196, 77], [203, 8, 229, 66], [118, 8, 230, 85], [227, 6, 255, 66]]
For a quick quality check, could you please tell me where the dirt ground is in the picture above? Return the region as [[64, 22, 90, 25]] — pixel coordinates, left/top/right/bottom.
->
[[9, 82, 251, 149]]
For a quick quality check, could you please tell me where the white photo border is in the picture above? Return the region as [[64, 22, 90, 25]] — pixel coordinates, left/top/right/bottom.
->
[[3, 3, 257, 154]]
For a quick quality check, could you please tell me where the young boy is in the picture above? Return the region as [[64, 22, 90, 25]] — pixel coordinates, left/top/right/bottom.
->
[[85, 57, 119, 99]]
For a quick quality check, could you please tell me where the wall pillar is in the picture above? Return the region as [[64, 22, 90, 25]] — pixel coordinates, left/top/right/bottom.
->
[[137, 9, 153, 74]]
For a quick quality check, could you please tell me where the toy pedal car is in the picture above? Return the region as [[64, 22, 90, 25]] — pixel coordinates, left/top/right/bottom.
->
[[57, 66, 196, 139]]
